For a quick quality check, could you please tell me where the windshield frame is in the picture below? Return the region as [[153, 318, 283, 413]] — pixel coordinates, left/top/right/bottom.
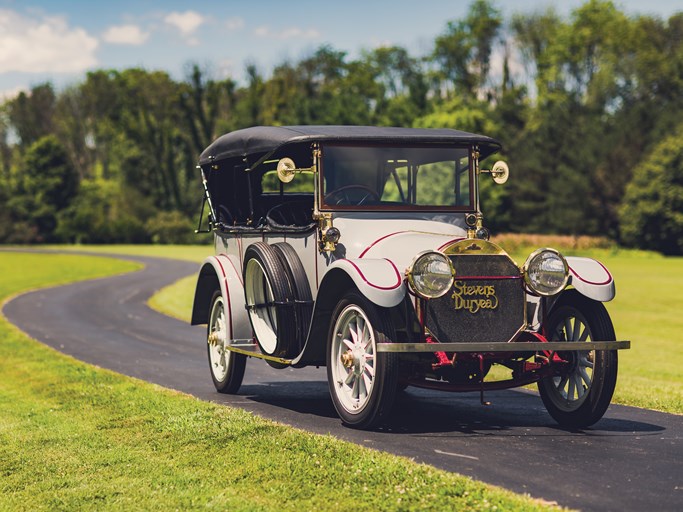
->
[[318, 142, 475, 212]]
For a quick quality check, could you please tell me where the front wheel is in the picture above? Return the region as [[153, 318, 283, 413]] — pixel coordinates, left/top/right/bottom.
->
[[538, 290, 618, 428], [327, 291, 398, 429], [207, 291, 246, 393]]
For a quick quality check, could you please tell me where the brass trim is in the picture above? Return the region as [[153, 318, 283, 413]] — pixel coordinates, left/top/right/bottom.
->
[[434, 238, 527, 340], [317, 212, 338, 253], [376, 340, 630, 353], [442, 238, 508, 256], [405, 250, 456, 299], [224, 340, 293, 365], [522, 248, 569, 296]]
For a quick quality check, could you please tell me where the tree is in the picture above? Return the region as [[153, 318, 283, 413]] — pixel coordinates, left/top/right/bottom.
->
[[179, 64, 236, 156], [6, 83, 56, 149], [22, 135, 79, 241], [235, 63, 265, 127], [618, 127, 683, 255], [431, 0, 503, 99], [366, 45, 428, 125]]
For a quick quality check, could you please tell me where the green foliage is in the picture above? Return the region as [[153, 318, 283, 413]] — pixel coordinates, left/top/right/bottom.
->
[[145, 211, 198, 245], [432, 0, 503, 98], [618, 127, 683, 255], [6, 83, 56, 148], [24, 135, 79, 212], [0, 1, 682, 252], [1, 135, 79, 242], [414, 96, 499, 135], [56, 179, 153, 244]]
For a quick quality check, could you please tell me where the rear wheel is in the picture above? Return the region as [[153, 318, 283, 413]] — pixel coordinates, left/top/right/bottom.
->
[[538, 291, 618, 428], [207, 291, 246, 393], [327, 291, 398, 429]]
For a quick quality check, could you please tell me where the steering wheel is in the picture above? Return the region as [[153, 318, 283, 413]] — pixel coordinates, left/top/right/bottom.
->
[[324, 185, 380, 206]]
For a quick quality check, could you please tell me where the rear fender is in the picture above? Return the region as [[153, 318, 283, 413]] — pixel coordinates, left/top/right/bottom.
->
[[566, 256, 615, 302], [191, 255, 250, 341]]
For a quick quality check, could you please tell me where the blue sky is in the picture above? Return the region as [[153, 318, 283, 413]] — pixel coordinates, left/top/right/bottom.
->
[[0, 0, 680, 99]]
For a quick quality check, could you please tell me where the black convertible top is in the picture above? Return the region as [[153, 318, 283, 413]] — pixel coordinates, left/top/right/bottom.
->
[[199, 125, 502, 166]]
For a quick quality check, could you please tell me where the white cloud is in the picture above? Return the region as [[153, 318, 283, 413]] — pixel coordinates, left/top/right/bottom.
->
[[102, 24, 149, 45], [254, 25, 320, 40], [0, 9, 98, 73], [0, 85, 28, 102], [226, 17, 244, 31], [164, 10, 204, 37]]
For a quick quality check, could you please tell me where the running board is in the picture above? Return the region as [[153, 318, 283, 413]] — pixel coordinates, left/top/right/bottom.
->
[[225, 340, 294, 365], [376, 340, 630, 353]]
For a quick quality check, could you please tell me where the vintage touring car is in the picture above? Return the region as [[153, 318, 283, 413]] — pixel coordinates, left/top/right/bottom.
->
[[192, 125, 629, 429]]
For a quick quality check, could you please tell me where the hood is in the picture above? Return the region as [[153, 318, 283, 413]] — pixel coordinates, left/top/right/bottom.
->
[[333, 216, 468, 272]]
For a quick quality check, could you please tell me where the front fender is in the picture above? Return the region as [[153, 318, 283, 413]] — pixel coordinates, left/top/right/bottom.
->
[[191, 255, 250, 341], [291, 258, 407, 367], [566, 256, 615, 302], [326, 258, 406, 308]]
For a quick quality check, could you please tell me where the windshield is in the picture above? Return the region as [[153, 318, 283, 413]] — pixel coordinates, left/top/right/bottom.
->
[[321, 145, 472, 210]]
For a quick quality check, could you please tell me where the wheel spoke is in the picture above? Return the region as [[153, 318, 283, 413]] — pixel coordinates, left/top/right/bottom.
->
[[362, 371, 372, 394], [567, 376, 576, 401], [579, 326, 590, 342], [555, 375, 568, 399], [364, 358, 375, 377], [572, 374, 585, 399], [564, 318, 573, 341], [351, 376, 360, 402], [353, 316, 363, 337], [361, 325, 372, 350], [358, 373, 368, 400], [344, 369, 355, 386], [342, 337, 354, 351], [572, 318, 582, 341], [349, 321, 360, 345]]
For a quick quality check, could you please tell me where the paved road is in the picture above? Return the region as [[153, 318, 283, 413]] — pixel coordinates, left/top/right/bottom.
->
[[3, 251, 681, 511]]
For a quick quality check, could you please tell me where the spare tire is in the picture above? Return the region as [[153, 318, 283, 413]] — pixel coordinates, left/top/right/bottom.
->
[[272, 242, 313, 352], [243, 242, 298, 359]]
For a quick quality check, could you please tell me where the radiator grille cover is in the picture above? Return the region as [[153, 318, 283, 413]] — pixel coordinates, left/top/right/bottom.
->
[[425, 254, 525, 343]]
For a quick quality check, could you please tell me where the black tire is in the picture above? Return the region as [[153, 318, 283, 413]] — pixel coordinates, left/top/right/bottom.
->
[[538, 290, 618, 429], [243, 242, 298, 359], [272, 242, 313, 352], [326, 291, 399, 429], [207, 291, 246, 393]]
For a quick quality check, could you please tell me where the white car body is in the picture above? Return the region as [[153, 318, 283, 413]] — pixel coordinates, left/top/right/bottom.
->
[[191, 125, 628, 429]]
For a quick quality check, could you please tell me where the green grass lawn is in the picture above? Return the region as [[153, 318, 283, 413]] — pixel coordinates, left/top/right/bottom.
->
[[0, 250, 559, 511], [42, 243, 210, 262], [595, 252, 683, 412]]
